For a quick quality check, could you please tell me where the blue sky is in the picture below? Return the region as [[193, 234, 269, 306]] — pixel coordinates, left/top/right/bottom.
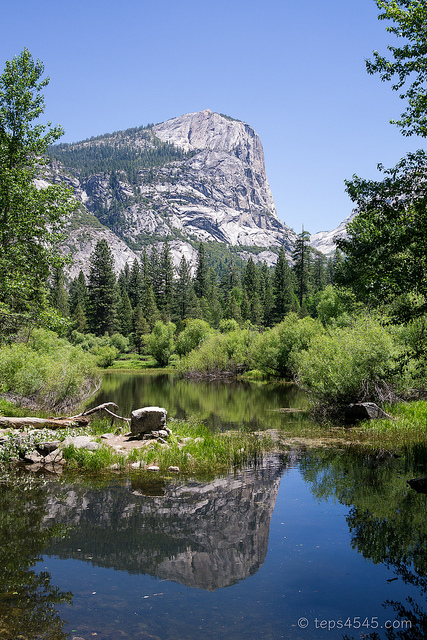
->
[[2, 0, 425, 234]]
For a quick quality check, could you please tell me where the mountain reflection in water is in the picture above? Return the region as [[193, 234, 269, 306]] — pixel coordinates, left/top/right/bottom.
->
[[1, 440, 427, 639], [44, 455, 286, 591]]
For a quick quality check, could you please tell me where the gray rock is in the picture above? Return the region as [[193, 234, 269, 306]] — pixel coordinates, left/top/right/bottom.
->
[[168, 466, 180, 473], [130, 407, 167, 435], [344, 402, 393, 425], [21, 450, 44, 464], [62, 435, 100, 450], [36, 441, 61, 456], [44, 448, 64, 464]]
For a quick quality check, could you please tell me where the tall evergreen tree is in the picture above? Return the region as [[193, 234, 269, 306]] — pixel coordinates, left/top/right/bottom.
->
[[194, 242, 208, 299], [272, 246, 294, 322], [158, 241, 174, 316], [259, 262, 274, 327], [87, 239, 118, 335], [117, 263, 130, 297], [50, 266, 69, 316], [117, 290, 133, 336], [140, 249, 151, 308], [128, 259, 142, 308], [144, 284, 160, 330], [68, 270, 88, 315], [292, 230, 312, 307], [311, 252, 327, 293], [175, 255, 196, 320]]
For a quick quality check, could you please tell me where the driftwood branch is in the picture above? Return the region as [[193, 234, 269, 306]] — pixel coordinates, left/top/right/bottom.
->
[[0, 402, 130, 430]]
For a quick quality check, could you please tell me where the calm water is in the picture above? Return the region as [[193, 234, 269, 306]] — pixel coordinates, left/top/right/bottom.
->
[[88, 372, 311, 431], [1, 374, 427, 640]]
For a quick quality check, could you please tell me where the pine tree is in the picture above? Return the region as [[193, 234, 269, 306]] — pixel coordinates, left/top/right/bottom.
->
[[68, 270, 88, 315], [72, 302, 88, 333], [117, 263, 130, 297], [128, 259, 142, 308], [50, 266, 69, 316], [292, 230, 312, 307], [133, 306, 149, 354], [259, 262, 274, 327], [175, 255, 196, 320], [140, 249, 151, 308], [144, 284, 160, 330], [272, 246, 294, 322], [118, 290, 133, 336], [311, 253, 327, 293], [158, 241, 174, 317], [194, 242, 208, 299], [87, 239, 118, 335]]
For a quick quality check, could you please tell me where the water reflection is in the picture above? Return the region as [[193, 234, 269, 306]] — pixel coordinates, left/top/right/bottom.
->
[[0, 476, 72, 640], [89, 372, 310, 431], [44, 455, 285, 591], [1, 431, 427, 638], [299, 444, 427, 639]]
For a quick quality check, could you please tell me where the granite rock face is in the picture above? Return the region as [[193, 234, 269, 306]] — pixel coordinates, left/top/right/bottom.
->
[[47, 110, 297, 278]]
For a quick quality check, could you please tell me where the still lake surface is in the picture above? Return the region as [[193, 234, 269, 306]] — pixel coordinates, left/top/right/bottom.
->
[[1, 373, 427, 639]]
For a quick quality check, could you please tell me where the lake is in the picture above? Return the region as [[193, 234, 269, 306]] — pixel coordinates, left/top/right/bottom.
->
[[1, 373, 426, 640]]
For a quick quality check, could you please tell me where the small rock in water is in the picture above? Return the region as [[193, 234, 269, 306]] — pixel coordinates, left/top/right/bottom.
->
[[167, 466, 180, 473], [146, 465, 160, 472]]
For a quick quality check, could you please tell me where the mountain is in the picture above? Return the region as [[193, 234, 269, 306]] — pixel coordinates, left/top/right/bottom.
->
[[48, 109, 297, 278], [310, 211, 355, 256]]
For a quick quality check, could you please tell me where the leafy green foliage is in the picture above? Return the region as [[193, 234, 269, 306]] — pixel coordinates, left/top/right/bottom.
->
[[175, 319, 213, 356], [295, 317, 402, 408], [177, 327, 256, 376], [337, 151, 427, 311], [146, 321, 176, 366], [251, 313, 324, 379], [366, 0, 427, 137], [0, 328, 99, 410], [0, 49, 76, 333]]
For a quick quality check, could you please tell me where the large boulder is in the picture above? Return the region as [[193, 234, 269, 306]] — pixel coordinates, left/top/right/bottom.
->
[[344, 402, 392, 425], [131, 407, 167, 435]]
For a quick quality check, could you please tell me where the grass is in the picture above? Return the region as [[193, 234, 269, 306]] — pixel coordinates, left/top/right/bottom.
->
[[125, 418, 275, 477], [357, 400, 427, 450], [104, 353, 178, 374]]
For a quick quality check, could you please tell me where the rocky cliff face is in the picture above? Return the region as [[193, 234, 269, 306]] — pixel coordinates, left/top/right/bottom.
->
[[48, 110, 296, 278], [310, 211, 355, 256]]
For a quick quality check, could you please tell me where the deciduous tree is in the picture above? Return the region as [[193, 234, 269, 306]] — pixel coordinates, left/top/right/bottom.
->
[[0, 49, 75, 332]]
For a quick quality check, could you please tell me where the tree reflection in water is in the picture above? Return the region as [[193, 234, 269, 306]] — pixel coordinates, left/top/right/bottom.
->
[[299, 444, 427, 640], [0, 472, 72, 640]]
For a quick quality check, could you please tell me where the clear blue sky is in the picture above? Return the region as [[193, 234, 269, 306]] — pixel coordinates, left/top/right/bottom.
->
[[1, 0, 425, 234]]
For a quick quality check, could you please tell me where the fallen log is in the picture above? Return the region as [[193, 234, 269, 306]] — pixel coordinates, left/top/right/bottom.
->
[[0, 403, 129, 430], [0, 416, 89, 429]]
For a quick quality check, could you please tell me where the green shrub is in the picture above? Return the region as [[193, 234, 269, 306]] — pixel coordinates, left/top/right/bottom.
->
[[251, 313, 324, 379], [92, 344, 119, 367], [176, 319, 213, 357], [0, 328, 99, 410], [295, 317, 402, 408], [146, 321, 176, 367], [177, 328, 256, 376]]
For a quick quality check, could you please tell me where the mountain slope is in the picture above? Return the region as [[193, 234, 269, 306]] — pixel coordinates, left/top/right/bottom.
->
[[48, 110, 296, 277]]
